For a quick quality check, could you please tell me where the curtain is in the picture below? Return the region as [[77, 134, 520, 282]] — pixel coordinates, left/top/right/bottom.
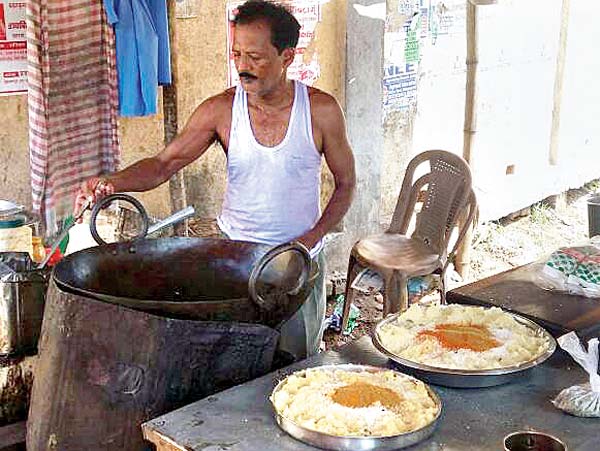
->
[[27, 0, 120, 235]]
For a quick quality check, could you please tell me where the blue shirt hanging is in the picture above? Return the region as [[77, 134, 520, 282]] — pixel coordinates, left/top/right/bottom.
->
[[104, 0, 172, 117], [146, 0, 171, 85]]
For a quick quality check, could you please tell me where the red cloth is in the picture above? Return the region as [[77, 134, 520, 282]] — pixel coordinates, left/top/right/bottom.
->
[[27, 0, 120, 235]]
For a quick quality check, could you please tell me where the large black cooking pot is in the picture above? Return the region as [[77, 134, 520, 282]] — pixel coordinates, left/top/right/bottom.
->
[[27, 237, 319, 451], [52, 237, 318, 328]]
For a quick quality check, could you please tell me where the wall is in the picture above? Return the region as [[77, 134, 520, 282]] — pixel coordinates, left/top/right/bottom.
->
[[0, 96, 30, 207], [119, 100, 169, 217], [558, 0, 600, 187], [382, 0, 600, 223], [324, 0, 386, 270]]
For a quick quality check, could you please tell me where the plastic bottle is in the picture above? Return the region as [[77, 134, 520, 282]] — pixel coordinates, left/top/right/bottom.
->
[[31, 236, 46, 264], [43, 247, 63, 267]]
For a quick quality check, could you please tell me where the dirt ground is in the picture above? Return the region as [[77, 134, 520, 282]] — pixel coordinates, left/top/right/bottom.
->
[[322, 181, 600, 351]]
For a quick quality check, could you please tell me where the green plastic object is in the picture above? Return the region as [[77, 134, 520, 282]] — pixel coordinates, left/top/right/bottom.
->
[[59, 215, 74, 254], [333, 294, 360, 335]]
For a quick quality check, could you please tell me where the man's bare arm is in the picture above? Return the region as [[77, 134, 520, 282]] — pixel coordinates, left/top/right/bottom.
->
[[297, 93, 356, 250], [105, 94, 228, 193]]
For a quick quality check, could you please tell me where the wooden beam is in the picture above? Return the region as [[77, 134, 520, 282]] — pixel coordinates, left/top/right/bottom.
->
[[456, 1, 479, 279], [164, 0, 188, 236], [0, 421, 26, 449], [462, 1, 478, 165], [548, 0, 571, 166]]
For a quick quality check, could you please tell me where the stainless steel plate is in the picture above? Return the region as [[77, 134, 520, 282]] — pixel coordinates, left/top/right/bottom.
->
[[372, 307, 557, 388], [270, 364, 442, 451]]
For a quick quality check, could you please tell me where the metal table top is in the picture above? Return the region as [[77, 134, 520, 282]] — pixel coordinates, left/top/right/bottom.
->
[[142, 336, 598, 451]]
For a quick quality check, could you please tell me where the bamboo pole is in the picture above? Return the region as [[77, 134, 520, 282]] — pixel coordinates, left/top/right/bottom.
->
[[164, 0, 188, 236], [549, 0, 571, 166], [455, 0, 478, 279]]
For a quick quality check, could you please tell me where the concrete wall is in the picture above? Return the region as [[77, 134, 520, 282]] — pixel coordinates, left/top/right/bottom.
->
[[324, 0, 385, 270], [558, 0, 600, 187], [119, 99, 169, 217], [382, 0, 600, 223], [0, 96, 30, 207]]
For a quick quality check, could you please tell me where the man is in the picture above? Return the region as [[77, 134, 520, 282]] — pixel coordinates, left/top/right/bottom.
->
[[76, 0, 355, 359]]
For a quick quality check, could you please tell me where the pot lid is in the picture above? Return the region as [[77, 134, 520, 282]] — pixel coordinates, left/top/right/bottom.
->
[[0, 214, 26, 229], [0, 200, 25, 218]]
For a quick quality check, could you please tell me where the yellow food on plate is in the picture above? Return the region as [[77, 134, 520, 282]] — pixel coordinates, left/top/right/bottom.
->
[[270, 366, 439, 437], [377, 304, 551, 370]]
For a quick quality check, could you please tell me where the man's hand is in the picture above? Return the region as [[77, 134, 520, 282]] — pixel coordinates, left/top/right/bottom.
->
[[295, 233, 319, 252], [74, 177, 115, 220]]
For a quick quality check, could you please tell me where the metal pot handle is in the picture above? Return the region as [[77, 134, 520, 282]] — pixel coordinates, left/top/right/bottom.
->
[[248, 241, 312, 311], [89, 193, 149, 245]]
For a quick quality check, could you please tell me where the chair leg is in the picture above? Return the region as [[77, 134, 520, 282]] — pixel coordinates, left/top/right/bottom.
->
[[383, 271, 409, 316], [341, 254, 360, 332], [439, 269, 447, 304]]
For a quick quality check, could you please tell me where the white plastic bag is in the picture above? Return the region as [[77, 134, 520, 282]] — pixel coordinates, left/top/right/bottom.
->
[[551, 332, 600, 417], [534, 237, 600, 298]]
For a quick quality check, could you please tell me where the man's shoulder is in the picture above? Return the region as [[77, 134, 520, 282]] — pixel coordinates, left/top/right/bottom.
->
[[192, 88, 236, 122], [306, 86, 342, 121], [206, 87, 236, 108], [306, 85, 337, 105]]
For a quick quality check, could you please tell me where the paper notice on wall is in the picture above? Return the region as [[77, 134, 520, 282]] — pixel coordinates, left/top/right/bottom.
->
[[226, 0, 322, 87], [0, 0, 26, 96], [175, 0, 198, 19], [383, 0, 461, 116]]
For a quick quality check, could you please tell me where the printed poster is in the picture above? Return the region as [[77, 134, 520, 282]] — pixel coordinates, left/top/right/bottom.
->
[[226, 0, 322, 87], [383, 14, 420, 114], [0, 0, 26, 95], [383, 0, 459, 115]]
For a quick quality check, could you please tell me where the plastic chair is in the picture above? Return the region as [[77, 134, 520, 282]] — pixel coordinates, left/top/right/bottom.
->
[[341, 150, 477, 331]]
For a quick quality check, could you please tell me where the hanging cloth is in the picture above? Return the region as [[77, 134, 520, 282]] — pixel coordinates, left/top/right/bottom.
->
[[27, 0, 120, 235], [103, 0, 172, 116]]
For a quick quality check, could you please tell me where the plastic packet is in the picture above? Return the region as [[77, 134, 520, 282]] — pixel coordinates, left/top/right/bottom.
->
[[533, 237, 600, 298], [0, 251, 33, 279], [324, 294, 360, 335], [551, 331, 600, 417]]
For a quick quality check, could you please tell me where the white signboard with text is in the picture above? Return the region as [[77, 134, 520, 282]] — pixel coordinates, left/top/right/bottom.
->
[[0, 0, 26, 95]]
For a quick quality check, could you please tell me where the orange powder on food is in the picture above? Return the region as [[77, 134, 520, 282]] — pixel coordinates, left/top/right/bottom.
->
[[417, 323, 500, 352], [330, 382, 402, 409]]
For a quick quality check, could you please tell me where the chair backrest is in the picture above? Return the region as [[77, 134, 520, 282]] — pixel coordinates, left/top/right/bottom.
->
[[388, 150, 473, 258]]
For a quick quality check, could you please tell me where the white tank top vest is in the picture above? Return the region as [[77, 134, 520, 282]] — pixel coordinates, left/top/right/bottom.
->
[[217, 81, 324, 256]]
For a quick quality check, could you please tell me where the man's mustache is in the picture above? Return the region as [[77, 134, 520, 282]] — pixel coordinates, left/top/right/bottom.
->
[[239, 72, 257, 80]]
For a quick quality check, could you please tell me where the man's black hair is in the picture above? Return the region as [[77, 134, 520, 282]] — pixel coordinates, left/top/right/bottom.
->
[[233, 1, 301, 54]]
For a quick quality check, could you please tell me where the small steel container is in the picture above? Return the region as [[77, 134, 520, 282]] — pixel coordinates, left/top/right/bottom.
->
[[0, 253, 49, 357], [504, 430, 568, 451]]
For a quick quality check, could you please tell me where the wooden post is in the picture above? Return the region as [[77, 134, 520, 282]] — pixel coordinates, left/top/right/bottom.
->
[[455, 0, 478, 280], [164, 0, 188, 236], [548, 0, 571, 166]]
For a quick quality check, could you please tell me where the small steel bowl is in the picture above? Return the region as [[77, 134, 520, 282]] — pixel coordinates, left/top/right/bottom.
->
[[270, 364, 442, 451], [504, 430, 568, 451]]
